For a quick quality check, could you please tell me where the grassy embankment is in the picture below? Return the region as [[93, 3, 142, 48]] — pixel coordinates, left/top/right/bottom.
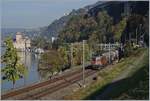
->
[[63, 48, 149, 100]]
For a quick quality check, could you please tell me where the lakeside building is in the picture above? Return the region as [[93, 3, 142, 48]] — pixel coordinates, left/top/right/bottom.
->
[[51, 36, 57, 43], [13, 32, 31, 51]]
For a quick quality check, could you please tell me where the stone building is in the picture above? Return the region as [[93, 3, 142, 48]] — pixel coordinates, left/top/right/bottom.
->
[[13, 32, 31, 51]]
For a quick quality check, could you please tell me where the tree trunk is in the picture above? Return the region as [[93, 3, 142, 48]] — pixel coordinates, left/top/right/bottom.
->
[[24, 76, 26, 86], [12, 80, 15, 89], [12, 74, 15, 89]]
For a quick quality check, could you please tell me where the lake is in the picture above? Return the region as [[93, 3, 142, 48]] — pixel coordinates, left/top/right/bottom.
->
[[1, 47, 43, 94]]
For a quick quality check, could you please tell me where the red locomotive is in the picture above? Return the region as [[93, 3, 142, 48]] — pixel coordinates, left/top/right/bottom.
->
[[91, 55, 108, 69], [90, 50, 118, 70]]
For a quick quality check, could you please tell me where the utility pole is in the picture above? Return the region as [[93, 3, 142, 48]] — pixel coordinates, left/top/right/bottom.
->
[[140, 24, 143, 45], [136, 27, 138, 44], [70, 43, 73, 67], [90, 47, 92, 60], [125, 34, 126, 44], [129, 33, 131, 45], [109, 42, 111, 64], [82, 40, 85, 87]]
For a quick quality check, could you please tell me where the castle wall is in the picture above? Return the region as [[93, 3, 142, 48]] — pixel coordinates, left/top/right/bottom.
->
[[13, 32, 31, 51]]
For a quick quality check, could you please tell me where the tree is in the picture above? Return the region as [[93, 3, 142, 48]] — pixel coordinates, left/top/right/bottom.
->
[[59, 15, 82, 43], [58, 46, 70, 70], [78, 16, 97, 40], [120, 14, 148, 45], [71, 42, 90, 66], [96, 10, 113, 43], [88, 31, 99, 53], [1, 37, 27, 89], [59, 15, 97, 43], [72, 44, 82, 65], [125, 14, 145, 44], [143, 13, 149, 46], [113, 18, 127, 42], [31, 36, 52, 50], [39, 50, 64, 79]]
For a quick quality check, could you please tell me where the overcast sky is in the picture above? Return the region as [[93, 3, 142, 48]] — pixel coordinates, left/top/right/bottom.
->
[[2, 0, 100, 29]]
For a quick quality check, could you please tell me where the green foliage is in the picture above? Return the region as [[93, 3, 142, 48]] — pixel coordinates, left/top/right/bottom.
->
[[59, 10, 117, 61], [122, 14, 148, 45], [59, 10, 114, 52], [59, 15, 81, 43], [113, 18, 127, 42], [58, 8, 149, 50], [72, 43, 90, 65], [1, 37, 27, 87], [88, 31, 99, 51], [73, 44, 82, 65], [124, 41, 134, 57], [114, 50, 149, 100], [87, 10, 114, 52], [57, 46, 69, 67], [39, 42, 91, 78], [96, 10, 113, 43], [32, 36, 52, 50], [116, 67, 149, 99], [143, 13, 149, 46], [59, 14, 97, 43], [39, 50, 64, 77]]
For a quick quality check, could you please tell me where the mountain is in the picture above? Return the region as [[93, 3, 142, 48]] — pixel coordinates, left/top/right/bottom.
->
[[1, 28, 26, 41], [1, 27, 46, 42], [42, 1, 148, 38], [41, 1, 105, 38], [2, 1, 148, 40], [88, 1, 148, 24], [41, 6, 92, 38]]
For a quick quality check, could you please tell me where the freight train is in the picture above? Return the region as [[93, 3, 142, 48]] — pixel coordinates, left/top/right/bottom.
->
[[90, 50, 119, 70]]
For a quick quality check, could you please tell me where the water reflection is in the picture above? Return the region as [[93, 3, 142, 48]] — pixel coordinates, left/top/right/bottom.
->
[[17, 52, 31, 69], [1, 51, 42, 93]]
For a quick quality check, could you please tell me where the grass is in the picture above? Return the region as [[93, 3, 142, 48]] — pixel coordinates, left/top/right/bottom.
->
[[113, 62, 149, 100], [112, 48, 149, 100], [63, 48, 149, 100]]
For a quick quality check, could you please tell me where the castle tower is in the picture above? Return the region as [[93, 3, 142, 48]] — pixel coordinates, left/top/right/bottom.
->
[[16, 32, 23, 43], [25, 36, 31, 48], [13, 32, 31, 51]]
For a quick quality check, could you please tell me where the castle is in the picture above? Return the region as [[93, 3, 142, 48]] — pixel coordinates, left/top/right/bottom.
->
[[13, 32, 31, 51]]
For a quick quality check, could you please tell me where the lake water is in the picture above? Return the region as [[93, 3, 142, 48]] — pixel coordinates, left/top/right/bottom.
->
[[1, 47, 42, 94]]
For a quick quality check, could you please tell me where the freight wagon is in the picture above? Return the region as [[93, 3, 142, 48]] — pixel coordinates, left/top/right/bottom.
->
[[90, 50, 118, 70]]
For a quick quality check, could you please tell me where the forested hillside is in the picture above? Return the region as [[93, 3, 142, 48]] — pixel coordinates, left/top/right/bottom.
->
[[56, 1, 149, 48]]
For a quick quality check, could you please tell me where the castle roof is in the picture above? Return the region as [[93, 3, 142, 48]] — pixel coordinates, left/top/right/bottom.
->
[[16, 32, 22, 35]]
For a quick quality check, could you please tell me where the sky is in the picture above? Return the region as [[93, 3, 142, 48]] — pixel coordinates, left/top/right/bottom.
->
[[1, 0, 100, 29]]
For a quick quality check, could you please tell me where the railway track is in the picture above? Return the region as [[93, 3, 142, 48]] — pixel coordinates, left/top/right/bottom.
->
[[1, 68, 96, 100], [21, 69, 96, 100], [1, 68, 83, 99]]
